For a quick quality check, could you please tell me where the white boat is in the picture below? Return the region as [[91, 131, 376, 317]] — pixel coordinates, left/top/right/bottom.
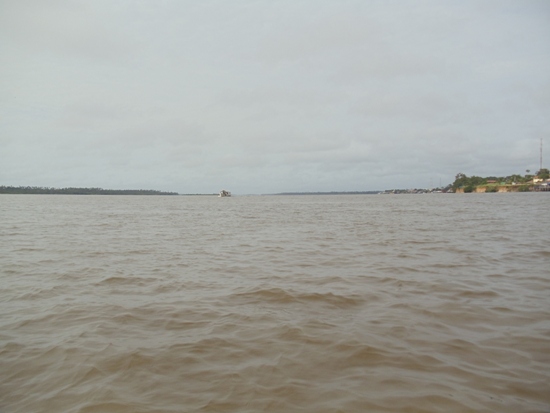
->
[[218, 190, 231, 197]]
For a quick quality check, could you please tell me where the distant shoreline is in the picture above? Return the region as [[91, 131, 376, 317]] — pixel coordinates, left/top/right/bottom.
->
[[0, 186, 179, 195], [272, 191, 381, 195]]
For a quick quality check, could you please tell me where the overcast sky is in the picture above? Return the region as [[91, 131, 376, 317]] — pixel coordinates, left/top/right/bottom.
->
[[1, 0, 549, 194]]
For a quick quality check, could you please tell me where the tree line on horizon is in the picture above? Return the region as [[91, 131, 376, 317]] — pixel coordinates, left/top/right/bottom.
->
[[452, 169, 549, 192], [0, 186, 179, 195]]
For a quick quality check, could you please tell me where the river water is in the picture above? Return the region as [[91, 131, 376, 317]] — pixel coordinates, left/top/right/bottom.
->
[[1, 193, 549, 413]]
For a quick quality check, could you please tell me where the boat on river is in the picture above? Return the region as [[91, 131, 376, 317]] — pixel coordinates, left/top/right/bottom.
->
[[218, 190, 231, 197]]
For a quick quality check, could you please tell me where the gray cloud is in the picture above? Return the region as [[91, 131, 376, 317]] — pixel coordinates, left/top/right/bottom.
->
[[1, 0, 549, 193]]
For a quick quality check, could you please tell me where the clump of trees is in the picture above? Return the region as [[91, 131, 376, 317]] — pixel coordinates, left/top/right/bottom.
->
[[452, 173, 485, 192], [452, 169, 549, 192], [0, 186, 179, 195]]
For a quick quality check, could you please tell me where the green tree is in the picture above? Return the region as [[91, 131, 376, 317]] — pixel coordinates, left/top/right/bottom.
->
[[452, 173, 468, 190]]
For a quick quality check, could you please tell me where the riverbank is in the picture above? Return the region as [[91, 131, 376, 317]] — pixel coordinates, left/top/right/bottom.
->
[[455, 184, 550, 193]]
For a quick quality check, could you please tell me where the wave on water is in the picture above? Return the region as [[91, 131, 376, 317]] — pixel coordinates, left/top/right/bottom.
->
[[1, 194, 549, 413], [229, 287, 365, 308]]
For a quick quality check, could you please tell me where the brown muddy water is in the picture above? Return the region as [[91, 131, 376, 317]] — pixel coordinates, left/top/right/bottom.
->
[[1, 193, 549, 413]]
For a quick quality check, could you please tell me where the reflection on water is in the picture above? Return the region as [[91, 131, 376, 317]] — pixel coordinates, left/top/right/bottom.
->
[[1, 194, 549, 412]]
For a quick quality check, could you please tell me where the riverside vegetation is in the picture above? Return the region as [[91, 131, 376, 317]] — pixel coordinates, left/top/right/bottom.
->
[[452, 169, 549, 193]]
